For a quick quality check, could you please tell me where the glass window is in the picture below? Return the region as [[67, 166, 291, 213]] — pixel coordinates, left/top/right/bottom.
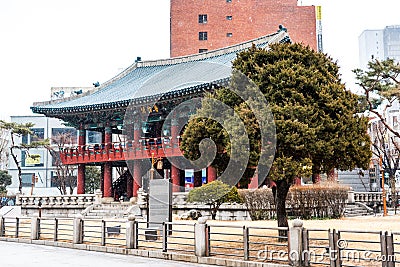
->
[[226, 16, 232, 20], [199, 48, 208, 53], [21, 173, 34, 187], [31, 128, 44, 142], [199, 32, 208, 41], [22, 151, 44, 167], [227, 32, 233, 37], [51, 128, 77, 145], [198, 14, 207, 24], [87, 131, 102, 144], [226, 0, 232, 2], [22, 134, 28, 145]]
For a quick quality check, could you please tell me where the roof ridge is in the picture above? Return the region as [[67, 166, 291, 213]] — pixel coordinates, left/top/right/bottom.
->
[[32, 31, 288, 108], [98, 31, 286, 90]]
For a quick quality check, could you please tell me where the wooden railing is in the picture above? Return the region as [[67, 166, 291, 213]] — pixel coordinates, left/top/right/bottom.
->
[[60, 137, 183, 164]]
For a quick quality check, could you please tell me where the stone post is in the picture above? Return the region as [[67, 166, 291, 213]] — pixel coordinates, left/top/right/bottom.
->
[[126, 215, 137, 249], [94, 189, 102, 205], [0, 216, 4, 237], [195, 217, 209, 257], [347, 188, 355, 204], [15, 193, 21, 205], [31, 215, 40, 240], [73, 214, 83, 244], [289, 219, 304, 267]]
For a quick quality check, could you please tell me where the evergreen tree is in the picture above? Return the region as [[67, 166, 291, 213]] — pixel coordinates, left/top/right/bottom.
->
[[0, 170, 12, 194], [0, 121, 49, 193], [354, 58, 400, 209], [181, 43, 371, 231], [85, 166, 101, 194]]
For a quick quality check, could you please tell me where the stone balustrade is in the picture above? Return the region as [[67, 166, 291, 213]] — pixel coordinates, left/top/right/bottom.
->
[[353, 192, 384, 204], [16, 194, 96, 208]]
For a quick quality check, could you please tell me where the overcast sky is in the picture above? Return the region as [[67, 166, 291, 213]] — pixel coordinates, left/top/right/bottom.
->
[[0, 0, 399, 121]]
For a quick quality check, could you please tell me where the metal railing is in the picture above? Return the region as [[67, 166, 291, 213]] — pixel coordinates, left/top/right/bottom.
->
[[137, 221, 164, 250], [38, 218, 58, 241], [306, 229, 331, 266], [1, 216, 398, 267], [338, 230, 383, 267], [247, 226, 289, 263], [163, 221, 195, 253], [208, 224, 244, 258], [54, 218, 74, 242]]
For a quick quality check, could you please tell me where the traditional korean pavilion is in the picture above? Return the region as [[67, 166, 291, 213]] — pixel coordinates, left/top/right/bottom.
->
[[31, 30, 290, 200]]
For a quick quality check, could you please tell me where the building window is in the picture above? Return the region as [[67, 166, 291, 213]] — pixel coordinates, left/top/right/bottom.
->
[[199, 49, 208, 53], [227, 32, 233, 37], [51, 128, 77, 145], [22, 150, 44, 167], [226, 16, 232, 20], [199, 32, 208, 41], [31, 128, 45, 142], [226, 0, 232, 2], [198, 14, 207, 24], [21, 173, 35, 187], [87, 131, 102, 144]]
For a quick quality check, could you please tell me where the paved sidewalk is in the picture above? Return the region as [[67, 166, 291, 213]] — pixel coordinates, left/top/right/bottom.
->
[[0, 241, 214, 267]]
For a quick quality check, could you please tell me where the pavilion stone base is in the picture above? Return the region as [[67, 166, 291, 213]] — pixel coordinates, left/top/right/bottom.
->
[[100, 197, 115, 204], [22, 206, 87, 218]]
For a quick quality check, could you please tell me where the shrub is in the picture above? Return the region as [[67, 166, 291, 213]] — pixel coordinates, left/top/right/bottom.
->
[[187, 180, 242, 219], [240, 183, 349, 220], [238, 188, 275, 220]]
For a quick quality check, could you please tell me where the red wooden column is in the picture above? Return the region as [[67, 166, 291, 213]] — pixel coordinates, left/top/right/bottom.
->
[[171, 165, 180, 192], [207, 166, 217, 183], [249, 168, 258, 189], [103, 162, 112, 198], [133, 121, 142, 197], [171, 117, 181, 192], [194, 170, 203, 188], [125, 123, 134, 199], [77, 128, 86, 194], [103, 127, 113, 198]]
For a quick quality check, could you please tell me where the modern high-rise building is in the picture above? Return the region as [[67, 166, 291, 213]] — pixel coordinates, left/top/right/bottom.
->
[[170, 0, 318, 57], [359, 25, 400, 69]]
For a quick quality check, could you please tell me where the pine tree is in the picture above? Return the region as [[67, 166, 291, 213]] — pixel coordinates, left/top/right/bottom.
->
[[181, 43, 371, 231]]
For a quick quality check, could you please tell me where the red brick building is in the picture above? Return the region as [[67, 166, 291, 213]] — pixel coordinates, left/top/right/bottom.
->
[[170, 0, 317, 57]]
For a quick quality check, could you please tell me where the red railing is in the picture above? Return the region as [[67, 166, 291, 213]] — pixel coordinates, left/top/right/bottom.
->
[[60, 137, 183, 165]]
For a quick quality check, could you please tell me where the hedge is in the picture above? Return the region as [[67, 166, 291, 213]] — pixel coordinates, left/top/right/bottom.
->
[[239, 184, 349, 220]]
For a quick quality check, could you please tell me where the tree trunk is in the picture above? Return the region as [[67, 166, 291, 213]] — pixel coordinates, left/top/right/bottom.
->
[[275, 179, 290, 239], [312, 173, 321, 184], [389, 175, 397, 209], [10, 146, 22, 194]]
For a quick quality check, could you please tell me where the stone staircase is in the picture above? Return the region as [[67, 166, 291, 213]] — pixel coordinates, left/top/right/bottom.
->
[[344, 202, 374, 217], [82, 203, 141, 219]]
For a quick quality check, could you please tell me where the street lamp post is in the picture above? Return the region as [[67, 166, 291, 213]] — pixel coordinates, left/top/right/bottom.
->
[[379, 155, 388, 216]]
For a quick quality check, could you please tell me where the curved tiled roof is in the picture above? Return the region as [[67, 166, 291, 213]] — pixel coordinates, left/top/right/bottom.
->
[[32, 31, 290, 115]]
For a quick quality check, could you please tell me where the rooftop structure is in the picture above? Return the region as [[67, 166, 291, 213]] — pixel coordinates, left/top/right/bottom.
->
[[170, 0, 317, 57], [359, 25, 400, 69]]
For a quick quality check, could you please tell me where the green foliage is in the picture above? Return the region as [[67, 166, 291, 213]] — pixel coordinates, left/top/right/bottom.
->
[[0, 170, 12, 194], [354, 58, 400, 209], [353, 58, 400, 100], [0, 120, 50, 193], [182, 43, 372, 228], [85, 166, 101, 194], [187, 180, 242, 219]]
